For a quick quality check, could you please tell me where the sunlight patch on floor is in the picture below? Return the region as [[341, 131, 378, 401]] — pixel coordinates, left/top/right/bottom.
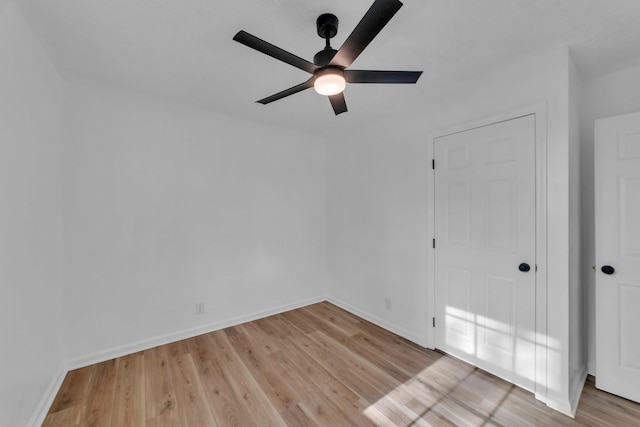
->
[[362, 358, 486, 426]]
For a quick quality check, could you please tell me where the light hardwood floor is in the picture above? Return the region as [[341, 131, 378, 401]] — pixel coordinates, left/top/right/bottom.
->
[[44, 302, 640, 426]]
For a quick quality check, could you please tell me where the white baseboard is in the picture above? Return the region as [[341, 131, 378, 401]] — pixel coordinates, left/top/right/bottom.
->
[[588, 363, 596, 377], [568, 367, 588, 416], [27, 365, 68, 427], [327, 297, 428, 347], [544, 366, 588, 418], [68, 295, 327, 370], [545, 396, 573, 417]]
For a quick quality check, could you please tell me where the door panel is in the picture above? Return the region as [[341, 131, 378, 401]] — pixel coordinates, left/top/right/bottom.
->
[[486, 178, 517, 252], [435, 115, 536, 391], [483, 274, 514, 354], [595, 111, 640, 403], [619, 176, 640, 256], [447, 181, 471, 247], [618, 130, 640, 159], [619, 284, 640, 370], [446, 267, 474, 353]]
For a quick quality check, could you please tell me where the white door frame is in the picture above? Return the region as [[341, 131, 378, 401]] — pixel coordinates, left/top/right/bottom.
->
[[426, 103, 548, 403]]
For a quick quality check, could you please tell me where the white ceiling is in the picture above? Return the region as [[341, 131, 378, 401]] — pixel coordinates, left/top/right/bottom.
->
[[16, 0, 640, 133]]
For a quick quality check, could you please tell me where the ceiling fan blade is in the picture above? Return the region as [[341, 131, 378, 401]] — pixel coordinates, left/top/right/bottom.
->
[[234, 31, 319, 74], [329, 0, 403, 69], [257, 78, 314, 104], [329, 93, 348, 115], [345, 70, 422, 84]]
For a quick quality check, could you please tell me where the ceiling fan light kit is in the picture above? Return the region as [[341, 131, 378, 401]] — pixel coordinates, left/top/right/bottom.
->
[[313, 68, 346, 96], [233, 0, 423, 115]]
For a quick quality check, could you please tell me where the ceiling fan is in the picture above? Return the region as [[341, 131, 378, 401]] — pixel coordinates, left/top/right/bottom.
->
[[233, 0, 423, 115]]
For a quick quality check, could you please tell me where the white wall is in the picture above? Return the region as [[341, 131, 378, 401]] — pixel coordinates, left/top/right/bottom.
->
[[62, 83, 328, 363], [327, 46, 581, 413], [326, 123, 430, 344], [581, 62, 640, 375], [0, 2, 65, 426]]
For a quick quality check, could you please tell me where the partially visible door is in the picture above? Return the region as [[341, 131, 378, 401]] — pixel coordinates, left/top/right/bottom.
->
[[434, 115, 536, 391], [595, 111, 640, 403]]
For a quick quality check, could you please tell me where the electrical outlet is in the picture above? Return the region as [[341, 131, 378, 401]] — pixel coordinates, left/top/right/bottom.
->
[[195, 302, 205, 315], [385, 298, 392, 311]]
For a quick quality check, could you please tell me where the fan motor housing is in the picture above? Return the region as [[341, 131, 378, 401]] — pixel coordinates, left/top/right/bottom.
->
[[316, 13, 338, 39]]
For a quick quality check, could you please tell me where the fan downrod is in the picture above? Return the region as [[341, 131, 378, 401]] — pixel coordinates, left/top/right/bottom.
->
[[314, 13, 339, 66]]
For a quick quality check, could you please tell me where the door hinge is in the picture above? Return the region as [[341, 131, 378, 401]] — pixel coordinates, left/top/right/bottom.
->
[[433, 238, 436, 249], [432, 317, 435, 327], [432, 159, 435, 170]]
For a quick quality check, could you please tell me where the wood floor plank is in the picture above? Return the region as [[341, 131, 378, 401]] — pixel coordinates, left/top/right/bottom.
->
[[143, 345, 178, 425], [287, 308, 413, 384], [352, 330, 440, 373], [253, 315, 376, 426], [42, 405, 82, 427], [267, 349, 358, 426], [166, 342, 218, 427], [43, 302, 640, 427], [111, 353, 146, 427], [48, 365, 94, 414], [301, 302, 362, 337], [414, 353, 478, 396], [445, 367, 515, 419], [287, 329, 391, 404], [224, 325, 312, 425], [256, 312, 412, 425], [573, 378, 640, 426], [237, 321, 281, 355], [188, 334, 259, 426], [255, 315, 367, 406], [405, 396, 459, 427], [294, 329, 429, 425], [203, 330, 286, 426], [79, 358, 117, 427], [491, 392, 577, 426]]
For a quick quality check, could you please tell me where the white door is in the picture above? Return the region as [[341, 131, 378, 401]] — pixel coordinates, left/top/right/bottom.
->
[[595, 111, 640, 403], [434, 115, 536, 391]]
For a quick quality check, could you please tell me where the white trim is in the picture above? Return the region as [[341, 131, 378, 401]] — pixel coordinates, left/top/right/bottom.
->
[[426, 103, 549, 402], [425, 129, 436, 350], [67, 295, 326, 370], [27, 365, 68, 427], [568, 367, 588, 417], [428, 104, 547, 141], [545, 366, 587, 418], [533, 104, 549, 403], [545, 396, 573, 417], [328, 297, 429, 347]]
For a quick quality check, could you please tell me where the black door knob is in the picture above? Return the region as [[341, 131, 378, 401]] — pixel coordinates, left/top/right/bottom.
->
[[519, 263, 531, 272], [601, 265, 615, 275]]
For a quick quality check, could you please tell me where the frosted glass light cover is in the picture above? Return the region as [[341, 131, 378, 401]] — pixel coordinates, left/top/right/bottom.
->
[[314, 73, 346, 96]]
